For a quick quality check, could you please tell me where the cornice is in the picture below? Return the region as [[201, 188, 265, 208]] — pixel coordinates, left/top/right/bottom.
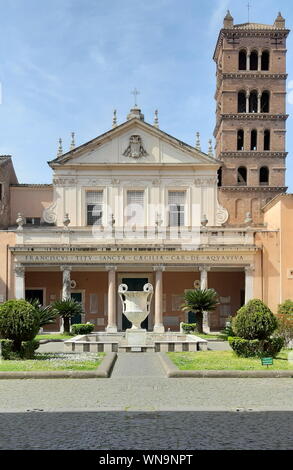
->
[[221, 73, 287, 80], [214, 113, 288, 137], [219, 151, 287, 159], [219, 185, 287, 192]]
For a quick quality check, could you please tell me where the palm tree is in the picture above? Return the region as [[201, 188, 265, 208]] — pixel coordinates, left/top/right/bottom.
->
[[29, 299, 59, 330], [181, 288, 219, 333], [51, 299, 84, 334]]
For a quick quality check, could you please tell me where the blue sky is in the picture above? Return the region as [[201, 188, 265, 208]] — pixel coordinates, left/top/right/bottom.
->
[[1, 0, 293, 190]]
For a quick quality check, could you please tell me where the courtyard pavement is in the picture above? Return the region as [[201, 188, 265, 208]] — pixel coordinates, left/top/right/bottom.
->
[[0, 341, 292, 450]]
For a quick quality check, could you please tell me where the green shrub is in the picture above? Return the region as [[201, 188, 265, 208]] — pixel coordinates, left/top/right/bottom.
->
[[229, 336, 284, 358], [232, 299, 278, 340], [277, 299, 293, 316], [0, 299, 40, 354], [181, 323, 197, 334], [275, 314, 293, 347], [0, 338, 39, 360], [220, 317, 235, 339], [71, 323, 95, 335]]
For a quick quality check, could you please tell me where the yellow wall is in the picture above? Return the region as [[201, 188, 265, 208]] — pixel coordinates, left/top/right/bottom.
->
[[0, 231, 16, 301]]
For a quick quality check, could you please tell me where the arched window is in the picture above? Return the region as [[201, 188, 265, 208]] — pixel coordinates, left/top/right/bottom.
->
[[260, 166, 269, 185], [239, 50, 247, 70], [264, 129, 270, 150], [261, 50, 270, 71], [237, 129, 244, 150], [251, 129, 257, 150], [261, 91, 270, 113], [238, 91, 246, 113], [249, 90, 258, 113], [237, 166, 247, 185], [250, 50, 258, 70]]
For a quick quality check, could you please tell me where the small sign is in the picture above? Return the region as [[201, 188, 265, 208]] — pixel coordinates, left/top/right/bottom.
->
[[261, 357, 273, 367]]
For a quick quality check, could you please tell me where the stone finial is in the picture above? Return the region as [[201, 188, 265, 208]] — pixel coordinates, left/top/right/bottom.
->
[[70, 132, 75, 150], [154, 109, 159, 128], [195, 132, 201, 151], [63, 213, 70, 228], [223, 10, 234, 28], [201, 214, 208, 227], [16, 212, 25, 230], [112, 109, 117, 128], [57, 138, 63, 157], [127, 107, 145, 121], [274, 12, 285, 29], [208, 139, 213, 157]]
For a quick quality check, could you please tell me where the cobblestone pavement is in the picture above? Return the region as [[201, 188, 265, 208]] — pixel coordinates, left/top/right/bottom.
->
[[1, 345, 292, 450], [0, 410, 292, 450]]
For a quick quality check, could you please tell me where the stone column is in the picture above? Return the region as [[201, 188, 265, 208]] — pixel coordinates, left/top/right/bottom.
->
[[153, 266, 165, 333], [60, 266, 72, 333], [245, 265, 255, 304], [258, 50, 262, 71], [247, 52, 250, 71], [14, 265, 25, 299], [106, 266, 117, 333], [257, 92, 261, 113], [60, 265, 72, 300], [199, 265, 211, 333], [246, 90, 250, 113]]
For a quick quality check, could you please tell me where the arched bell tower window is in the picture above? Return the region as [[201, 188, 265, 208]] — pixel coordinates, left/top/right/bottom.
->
[[238, 91, 246, 113], [249, 90, 258, 113], [261, 50, 270, 71], [250, 129, 257, 150], [237, 166, 247, 185], [237, 129, 244, 150], [239, 50, 247, 70], [264, 129, 270, 150], [250, 50, 258, 70], [260, 166, 269, 185], [261, 91, 270, 113]]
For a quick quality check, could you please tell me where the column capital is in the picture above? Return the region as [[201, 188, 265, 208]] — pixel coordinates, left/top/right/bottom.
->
[[14, 264, 25, 276], [105, 265, 117, 272], [60, 265, 72, 272], [198, 265, 211, 272], [153, 265, 165, 272], [244, 264, 255, 274]]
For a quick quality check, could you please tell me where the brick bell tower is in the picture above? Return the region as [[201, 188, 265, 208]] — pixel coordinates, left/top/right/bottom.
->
[[213, 11, 289, 224]]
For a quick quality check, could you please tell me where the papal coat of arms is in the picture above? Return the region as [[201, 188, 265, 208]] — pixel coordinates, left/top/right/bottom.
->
[[123, 135, 148, 159]]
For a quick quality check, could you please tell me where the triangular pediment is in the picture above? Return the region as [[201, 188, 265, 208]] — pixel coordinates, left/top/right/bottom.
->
[[49, 118, 219, 168]]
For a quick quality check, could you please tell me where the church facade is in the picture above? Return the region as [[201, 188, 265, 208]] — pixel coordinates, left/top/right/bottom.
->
[[0, 12, 291, 332]]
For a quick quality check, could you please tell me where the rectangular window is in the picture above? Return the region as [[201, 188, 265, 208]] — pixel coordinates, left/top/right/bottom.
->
[[86, 191, 103, 226], [126, 190, 144, 225], [168, 191, 185, 226]]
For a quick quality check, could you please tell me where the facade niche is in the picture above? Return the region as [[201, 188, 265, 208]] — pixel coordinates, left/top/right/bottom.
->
[[237, 129, 244, 150], [237, 166, 247, 185]]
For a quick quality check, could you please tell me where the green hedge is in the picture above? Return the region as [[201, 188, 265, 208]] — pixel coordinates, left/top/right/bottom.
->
[[181, 323, 197, 334], [233, 299, 278, 340], [71, 323, 95, 335], [229, 336, 284, 358]]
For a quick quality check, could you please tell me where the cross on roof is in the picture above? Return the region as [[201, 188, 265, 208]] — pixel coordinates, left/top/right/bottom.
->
[[131, 88, 140, 107]]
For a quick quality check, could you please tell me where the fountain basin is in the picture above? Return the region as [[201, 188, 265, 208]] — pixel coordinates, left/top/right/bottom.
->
[[64, 332, 208, 353]]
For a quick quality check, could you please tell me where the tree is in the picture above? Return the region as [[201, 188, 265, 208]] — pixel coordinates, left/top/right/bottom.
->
[[51, 299, 83, 333], [277, 299, 293, 316], [181, 288, 219, 333], [29, 299, 59, 328]]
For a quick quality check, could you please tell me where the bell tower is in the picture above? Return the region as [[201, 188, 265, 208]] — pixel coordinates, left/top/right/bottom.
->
[[213, 11, 289, 224]]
